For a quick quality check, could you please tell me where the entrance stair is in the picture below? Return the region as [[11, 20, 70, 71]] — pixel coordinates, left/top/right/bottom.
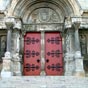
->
[[0, 76, 88, 88]]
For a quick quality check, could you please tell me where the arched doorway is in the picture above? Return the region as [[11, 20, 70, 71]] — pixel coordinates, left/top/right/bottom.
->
[[23, 8, 64, 76], [6, 0, 81, 76], [0, 0, 86, 77]]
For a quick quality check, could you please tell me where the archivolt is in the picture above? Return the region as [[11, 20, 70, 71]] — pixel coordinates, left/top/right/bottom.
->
[[9, 0, 80, 23]]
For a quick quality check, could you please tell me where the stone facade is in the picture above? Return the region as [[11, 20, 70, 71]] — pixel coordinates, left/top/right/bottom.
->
[[0, 0, 88, 77]]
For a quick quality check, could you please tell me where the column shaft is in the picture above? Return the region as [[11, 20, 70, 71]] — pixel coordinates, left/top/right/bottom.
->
[[6, 29, 12, 52], [74, 29, 81, 51]]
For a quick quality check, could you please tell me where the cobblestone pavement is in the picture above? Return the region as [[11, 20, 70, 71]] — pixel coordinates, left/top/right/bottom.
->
[[0, 76, 88, 88]]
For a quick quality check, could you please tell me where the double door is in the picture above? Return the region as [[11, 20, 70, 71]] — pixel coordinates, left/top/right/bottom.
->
[[23, 32, 63, 75]]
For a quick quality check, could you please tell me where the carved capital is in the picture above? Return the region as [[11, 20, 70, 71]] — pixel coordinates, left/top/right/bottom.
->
[[13, 19, 22, 30], [5, 17, 15, 29]]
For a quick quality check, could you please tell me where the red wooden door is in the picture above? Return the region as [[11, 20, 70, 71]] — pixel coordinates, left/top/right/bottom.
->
[[45, 32, 63, 75], [23, 33, 41, 75]]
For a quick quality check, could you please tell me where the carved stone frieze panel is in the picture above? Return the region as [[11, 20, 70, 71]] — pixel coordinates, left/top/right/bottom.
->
[[28, 8, 59, 23]]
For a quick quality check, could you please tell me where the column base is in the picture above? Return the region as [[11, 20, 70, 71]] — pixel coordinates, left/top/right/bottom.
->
[[74, 51, 85, 77], [40, 71, 46, 76], [13, 71, 22, 76], [64, 72, 73, 76], [1, 71, 12, 78], [74, 71, 85, 77]]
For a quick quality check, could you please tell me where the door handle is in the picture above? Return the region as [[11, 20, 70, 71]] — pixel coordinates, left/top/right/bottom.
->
[[46, 59, 49, 63], [37, 59, 40, 63]]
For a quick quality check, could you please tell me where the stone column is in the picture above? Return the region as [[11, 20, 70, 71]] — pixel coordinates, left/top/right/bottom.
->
[[1, 18, 14, 77], [73, 23, 85, 77], [74, 24, 81, 51]]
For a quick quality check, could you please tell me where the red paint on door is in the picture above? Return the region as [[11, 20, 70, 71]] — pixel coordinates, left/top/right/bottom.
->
[[23, 33, 41, 75], [45, 32, 63, 75]]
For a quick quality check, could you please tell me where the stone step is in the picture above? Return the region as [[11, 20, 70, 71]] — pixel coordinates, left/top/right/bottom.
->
[[0, 76, 88, 88]]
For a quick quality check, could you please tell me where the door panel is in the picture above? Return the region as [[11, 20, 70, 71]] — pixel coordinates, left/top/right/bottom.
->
[[23, 32, 63, 76], [23, 33, 41, 75], [45, 32, 63, 75]]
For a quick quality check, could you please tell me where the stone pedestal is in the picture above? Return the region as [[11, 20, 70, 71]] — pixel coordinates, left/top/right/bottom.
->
[[74, 51, 85, 77], [1, 52, 12, 78], [12, 53, 22, 76], [64, 53, 75, 76]]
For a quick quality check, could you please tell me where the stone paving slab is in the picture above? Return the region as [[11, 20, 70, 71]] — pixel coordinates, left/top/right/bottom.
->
[[0, 76, 88, 88]]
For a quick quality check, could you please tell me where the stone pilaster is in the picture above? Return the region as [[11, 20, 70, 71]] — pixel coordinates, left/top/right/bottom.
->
[[64, 29, 75, 76], [11, 30, 22, 76], [73, 23, 85, 77], [11, 18, 22, 76]]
